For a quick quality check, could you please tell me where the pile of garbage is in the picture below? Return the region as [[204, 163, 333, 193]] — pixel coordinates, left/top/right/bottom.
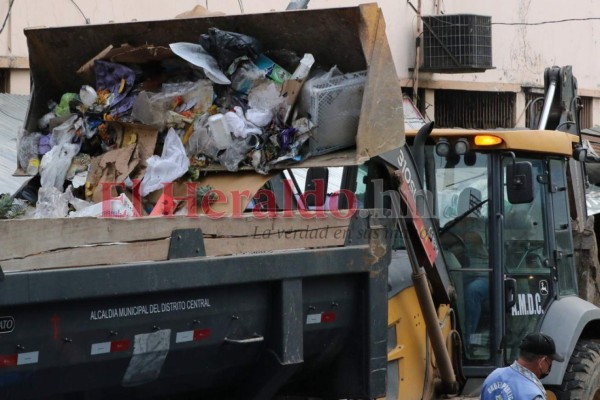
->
[[13, 28, 365, 218]]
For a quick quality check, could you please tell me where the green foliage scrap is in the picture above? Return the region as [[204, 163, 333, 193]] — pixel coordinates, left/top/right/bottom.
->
[[0, 193, 26, 219]]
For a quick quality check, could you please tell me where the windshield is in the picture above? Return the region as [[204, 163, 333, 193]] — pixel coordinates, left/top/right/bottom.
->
[[425, 148, 492, 362]]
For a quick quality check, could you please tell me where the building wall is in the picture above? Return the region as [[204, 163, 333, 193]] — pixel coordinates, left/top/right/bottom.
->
[[1, 0, 599, 122]]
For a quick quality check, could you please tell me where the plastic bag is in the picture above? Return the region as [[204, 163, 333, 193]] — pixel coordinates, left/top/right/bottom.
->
[[185, 114, 221, 159], [248, 81, 286, 117], [39, 143, 80, 190], [207, 113, 233, 149], [94, 60, 136, 114], [68, 197, 93, 213], [246, 108, 273, 128], [79, 85, 98, 107], [198, 28, 262, 71], [132, 80, 213, 130], [230, 60, 264, 94], [17, 130, 42, 173], [34, 186, 74, 218], [224, 106, 262, 139], [169, 42, 231, 85], [50, 114, 81, 147], [38, 134, 52, 155], [54, 93, 77, 117], [218, 136, 258, 172], [141, 128, 190, 197], [38, 111, 56, 130]]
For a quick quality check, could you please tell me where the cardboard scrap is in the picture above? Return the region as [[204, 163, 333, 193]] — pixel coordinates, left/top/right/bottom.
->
[[147, 171, 275, 217], [77, 44, 173, 83], [86, 122, 158, 203]]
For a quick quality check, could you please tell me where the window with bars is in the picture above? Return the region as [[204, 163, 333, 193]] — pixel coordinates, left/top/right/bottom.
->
[[579, 96, 593, 130], [525, 91, 544, 129], [434, 89, 515, 129]]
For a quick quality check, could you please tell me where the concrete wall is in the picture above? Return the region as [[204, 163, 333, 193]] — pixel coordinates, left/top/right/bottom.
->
[[1, 0, 599, 96]]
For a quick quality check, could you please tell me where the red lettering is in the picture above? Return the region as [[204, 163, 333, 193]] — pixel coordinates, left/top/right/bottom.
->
[[202, 189, 226, 219], [129, 179, 143, 217], [252, 189, 277, 219], [330, 190, 357, 219], [231, 190, 251, 218], [99, 182, 125, 218], [281, 179, 296, 218]]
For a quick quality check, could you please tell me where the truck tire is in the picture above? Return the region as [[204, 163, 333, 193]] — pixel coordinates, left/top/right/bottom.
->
[[554, 339, 600, 400]]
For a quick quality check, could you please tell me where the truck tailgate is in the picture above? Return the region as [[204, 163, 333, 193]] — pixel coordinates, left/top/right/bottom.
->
[[0, 214, 391, 399]]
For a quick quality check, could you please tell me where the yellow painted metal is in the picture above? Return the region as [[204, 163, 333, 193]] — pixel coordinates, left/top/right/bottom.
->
[[386, 285, 455, 400], [406, 128, 578, 157], [387, 286, 429, 399]]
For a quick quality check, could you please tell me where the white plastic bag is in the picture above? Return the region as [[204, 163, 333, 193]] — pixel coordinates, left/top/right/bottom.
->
[[245, 108, 272, 127], [39, 142, 80, 190], [141, 129, 190, 197], [34, 186, 74, 218], [224, 106, 262, 139], [50, 115, 81, 147], [248, 81, 286, 115], [169, 42, 231, 85]]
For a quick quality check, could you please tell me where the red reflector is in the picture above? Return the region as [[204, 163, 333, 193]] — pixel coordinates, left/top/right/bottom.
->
[[110, 340, 130, 353], [193, 328, 211, 341], [321, 312, 336, 323], [0, 354, 18, 367]]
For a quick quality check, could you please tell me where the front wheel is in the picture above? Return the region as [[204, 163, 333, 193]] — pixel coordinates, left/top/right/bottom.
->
[[553, 339, 600, 400]]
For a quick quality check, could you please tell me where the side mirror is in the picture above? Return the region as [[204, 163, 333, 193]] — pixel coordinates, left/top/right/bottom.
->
[[506, 161, 534, 204], [505, 277, 517, 311], [304, 167, 329, 207]]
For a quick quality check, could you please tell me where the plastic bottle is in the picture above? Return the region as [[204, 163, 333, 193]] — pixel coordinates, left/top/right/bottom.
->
[[291, 53, 315, 81]]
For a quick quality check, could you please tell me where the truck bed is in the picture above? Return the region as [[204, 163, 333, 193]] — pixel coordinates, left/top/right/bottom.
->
[[0, 211, 392, 399]]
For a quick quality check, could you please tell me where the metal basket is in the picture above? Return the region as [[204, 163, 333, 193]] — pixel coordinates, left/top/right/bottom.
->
[[299, 70, 367, 156]]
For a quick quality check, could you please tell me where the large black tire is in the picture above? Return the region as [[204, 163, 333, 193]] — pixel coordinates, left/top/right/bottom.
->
[[553, 339, 600, 400]]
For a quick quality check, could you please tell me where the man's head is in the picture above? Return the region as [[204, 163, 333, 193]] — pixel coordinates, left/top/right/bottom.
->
[[518, 332, 565, 379]]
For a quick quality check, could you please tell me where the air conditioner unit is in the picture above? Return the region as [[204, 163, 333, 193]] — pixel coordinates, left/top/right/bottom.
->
[[421, 14, 493, 73]]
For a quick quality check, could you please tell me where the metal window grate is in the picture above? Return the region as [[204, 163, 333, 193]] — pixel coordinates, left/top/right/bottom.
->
[[579, 96, 593, 130], [434, 90, 515, 129], [525, 91, 544, 129]]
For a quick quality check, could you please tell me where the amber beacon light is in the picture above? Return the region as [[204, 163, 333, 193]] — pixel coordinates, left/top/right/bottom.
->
[[474, 134, 503, 146]]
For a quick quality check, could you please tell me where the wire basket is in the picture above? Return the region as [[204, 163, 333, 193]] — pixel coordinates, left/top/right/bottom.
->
[[299, 70, 367, 156]]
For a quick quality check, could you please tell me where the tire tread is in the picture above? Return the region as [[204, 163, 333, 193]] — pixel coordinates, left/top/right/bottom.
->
[[553, 339, 600, 400]]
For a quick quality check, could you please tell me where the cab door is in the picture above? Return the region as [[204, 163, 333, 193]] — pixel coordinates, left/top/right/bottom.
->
[[502, 157, 555, 362]]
